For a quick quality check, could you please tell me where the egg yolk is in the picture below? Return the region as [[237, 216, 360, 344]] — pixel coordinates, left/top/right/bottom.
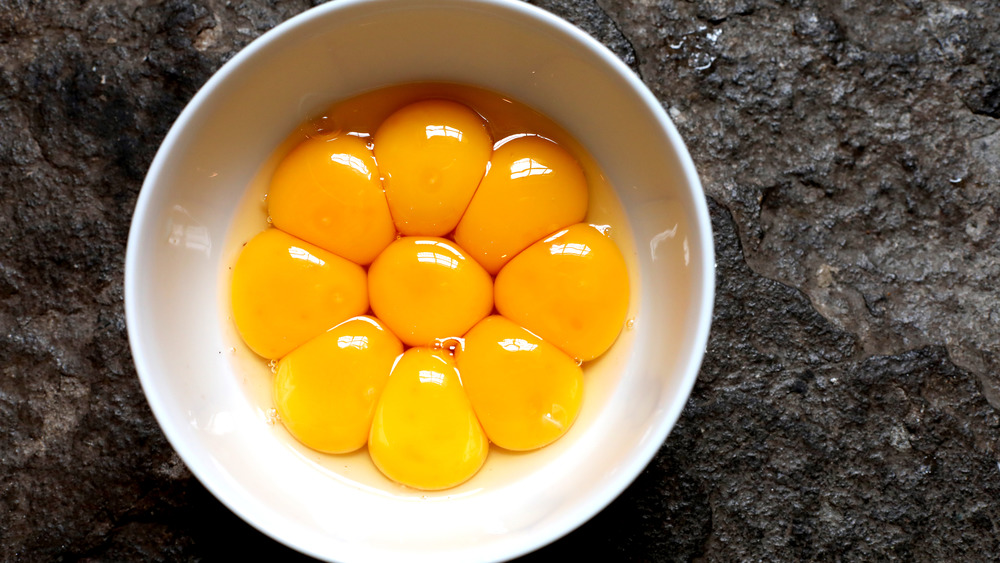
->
[[368, 237, 493, 347], [455, 135, 588, 274], [368, 347, 488, 490], [267, 135, 396, 266], [456, 315, 583, 451], [494, 223, 629, 362], [231, 228, 368, 359], [274, 316, 402, 453], [373, 99, 492, 236]]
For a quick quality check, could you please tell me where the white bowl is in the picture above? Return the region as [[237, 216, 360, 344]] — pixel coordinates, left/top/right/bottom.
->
[[124, 0, 714, 561]]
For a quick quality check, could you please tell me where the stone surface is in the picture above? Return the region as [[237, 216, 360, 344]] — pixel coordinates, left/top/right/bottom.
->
[[1, 0, 998, 560]]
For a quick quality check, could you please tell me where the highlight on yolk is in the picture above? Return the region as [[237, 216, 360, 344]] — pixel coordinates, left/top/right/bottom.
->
[[367, 237, 493, 347], [494, 223, 629, 362], [455, 135, 588, 274], [274, 316, 403, 454], [456, 315, 583, 451], [373, 99, 492, 236], [230, 228, 368, 359], [267, 135, 396, 266], [368, 347, 488, 490]]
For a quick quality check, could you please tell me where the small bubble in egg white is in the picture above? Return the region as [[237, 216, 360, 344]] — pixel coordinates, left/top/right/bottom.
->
[[435, 336, 465, 353], [626, 318, 635, 330], [265, 408, 280, 425], [268, 359, 277, 374], [303, 115, 341, 140]]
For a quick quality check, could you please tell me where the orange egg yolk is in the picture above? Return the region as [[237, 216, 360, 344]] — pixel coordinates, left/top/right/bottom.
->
[[373, 99, 492, 236], [455, 135, 589, 274], [230, 228, 368, 359], [267, 135, 396, 266], [456, 315, 583, 451], [495, 223, 630, 362], [368, 236, 493, 347], [368, 348, 488, 490], [274, 316, 403, 453]]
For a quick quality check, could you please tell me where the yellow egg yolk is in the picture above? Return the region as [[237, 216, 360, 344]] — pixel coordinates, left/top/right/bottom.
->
[[455, 135, 588, 274], [373, 99, 492, 236], [231, 228, 368, 359], [456, 315, 583, 451], [368, 236, 493, 347], [268, 135, 396, 266], [368, 347, 488, 490], [494, 223, 629, 362], [274, 316, 403, 453]]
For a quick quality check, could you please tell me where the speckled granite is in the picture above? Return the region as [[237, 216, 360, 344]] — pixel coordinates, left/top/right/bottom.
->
[[1, 0, 998, 560]]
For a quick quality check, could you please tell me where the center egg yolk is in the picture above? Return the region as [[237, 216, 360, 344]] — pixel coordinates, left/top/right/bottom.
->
[[367, 236, 493, 348]]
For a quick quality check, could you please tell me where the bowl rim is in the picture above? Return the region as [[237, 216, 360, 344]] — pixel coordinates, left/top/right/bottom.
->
[[124, 0, 715, 560]]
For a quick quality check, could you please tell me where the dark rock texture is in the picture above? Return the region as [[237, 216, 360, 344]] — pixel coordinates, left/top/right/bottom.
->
[[1, 0, 997, 560]]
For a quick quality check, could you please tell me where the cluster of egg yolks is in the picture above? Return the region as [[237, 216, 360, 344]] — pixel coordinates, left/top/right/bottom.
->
[[230, 98, 629, 490]]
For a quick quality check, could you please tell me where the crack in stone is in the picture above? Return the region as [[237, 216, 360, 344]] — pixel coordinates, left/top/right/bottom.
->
[[595, 0, 642, 76]]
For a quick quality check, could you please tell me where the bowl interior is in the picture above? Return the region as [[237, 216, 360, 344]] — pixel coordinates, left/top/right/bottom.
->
[[125, 0, 713, 561]]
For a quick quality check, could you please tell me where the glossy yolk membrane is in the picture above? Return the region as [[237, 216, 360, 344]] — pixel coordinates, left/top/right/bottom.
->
[[274, 316, 402, 454], [230, 228, 368, 359], [456, 316, 583, 451], [268, 135, 396, 266], [368, 236, 493, 348], [495, 223, 630, 362], [368, 348, 488, 490], [230, 94, 630, 491], [456, 135, 588, 275], [374, 99, 492, 236]]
